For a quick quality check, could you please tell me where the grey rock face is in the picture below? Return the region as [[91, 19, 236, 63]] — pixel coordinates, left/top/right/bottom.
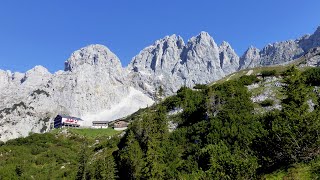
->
[[299, 27, 320, 51], [240, 40, 304, 69], [219, 41, 240, 74], [239, 46, 261, 69], [240, 26, 320, 69], [300, 47, 320, 67], [259, 40, 304, 65], [127, 35, 185, 96], [179, 32, 225, 87], [128, 32, 238, 96]]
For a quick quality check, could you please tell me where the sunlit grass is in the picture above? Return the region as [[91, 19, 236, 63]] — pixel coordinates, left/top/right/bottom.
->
[[67, 128, 120, 139]]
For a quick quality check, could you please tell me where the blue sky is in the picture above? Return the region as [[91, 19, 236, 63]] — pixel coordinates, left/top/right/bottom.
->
[[0, 0, 319, 72]]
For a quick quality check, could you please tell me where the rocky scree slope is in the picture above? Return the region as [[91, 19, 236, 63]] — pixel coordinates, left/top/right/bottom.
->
[[1, 27, 320, 142]]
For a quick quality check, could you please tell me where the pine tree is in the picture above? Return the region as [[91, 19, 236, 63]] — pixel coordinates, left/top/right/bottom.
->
[[75, 143, 88, 180], [119, 131, 144, 179]]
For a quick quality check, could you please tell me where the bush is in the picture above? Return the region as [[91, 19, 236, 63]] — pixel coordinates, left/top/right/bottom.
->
[[303, 67, 320, 86], [259, 99, 274, 107], [193, 84, 208, 90], [162, 96, 181, 111], [239, 75, 260, 85], [261, 70, 277, 78]]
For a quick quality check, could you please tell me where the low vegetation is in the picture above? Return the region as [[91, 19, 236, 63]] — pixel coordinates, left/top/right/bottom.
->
[[261, 69, 277, 78]]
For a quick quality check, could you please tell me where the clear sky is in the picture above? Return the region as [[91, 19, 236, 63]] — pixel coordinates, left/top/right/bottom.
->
[[0, 0, 319, 73]]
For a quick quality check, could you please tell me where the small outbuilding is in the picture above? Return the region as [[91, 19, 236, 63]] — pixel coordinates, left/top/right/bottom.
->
[[113, 120, 128, 131], [92, 121, 109, 129]]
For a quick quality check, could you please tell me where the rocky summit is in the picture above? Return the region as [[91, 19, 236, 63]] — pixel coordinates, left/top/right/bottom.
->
[[1, 27, 320, 141], [240, 26, 320, 69]]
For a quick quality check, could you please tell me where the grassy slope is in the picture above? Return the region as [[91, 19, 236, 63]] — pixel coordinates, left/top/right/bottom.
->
[[68, 128, 120, 139], [263, 158, 320, 179]]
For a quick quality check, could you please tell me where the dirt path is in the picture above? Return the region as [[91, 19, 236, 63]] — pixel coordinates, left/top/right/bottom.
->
[[246, 70, 253, 76], [226, 74, 235, 81]]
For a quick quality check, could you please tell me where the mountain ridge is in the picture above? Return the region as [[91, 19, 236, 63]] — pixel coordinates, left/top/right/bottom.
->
[[1, 27, 320, 141]]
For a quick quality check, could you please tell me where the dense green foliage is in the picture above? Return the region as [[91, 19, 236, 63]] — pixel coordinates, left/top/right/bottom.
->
[[238, 74, 260, 85], [2, 66, 320, 179], [303, 67, 320, 86], [261, 69, 277, 78]]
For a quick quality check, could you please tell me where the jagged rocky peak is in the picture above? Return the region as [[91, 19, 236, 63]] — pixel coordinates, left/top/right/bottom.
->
[[219, 41, 240, 74], [259, 40, 304, 65], [128, 31, 237, 96], [299, 26, 320, 51], [129, 34, 185, 73], [187, 31, 218, 49], [178, 31, 225, 86], [20, 65, 52, 86], [64, 44, 123, 72], [154, 34, 185, 49], [184, 31, 220, 61], [239, 46, 261, 69], [219, 41, 232, 49], [26, 65, 51, 76]]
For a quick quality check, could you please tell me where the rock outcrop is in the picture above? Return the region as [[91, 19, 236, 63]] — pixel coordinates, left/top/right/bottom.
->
[[300, 47, 320, 67]]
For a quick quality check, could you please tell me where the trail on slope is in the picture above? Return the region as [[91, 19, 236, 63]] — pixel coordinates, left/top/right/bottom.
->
[[246, 70, 253, 75]]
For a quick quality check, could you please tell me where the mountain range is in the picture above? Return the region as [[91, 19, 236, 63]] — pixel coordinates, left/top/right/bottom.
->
[[0, 26, 320, 142]]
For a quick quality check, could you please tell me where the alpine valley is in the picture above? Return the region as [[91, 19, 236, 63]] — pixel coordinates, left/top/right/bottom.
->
[[0, 27, 320, 142]]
